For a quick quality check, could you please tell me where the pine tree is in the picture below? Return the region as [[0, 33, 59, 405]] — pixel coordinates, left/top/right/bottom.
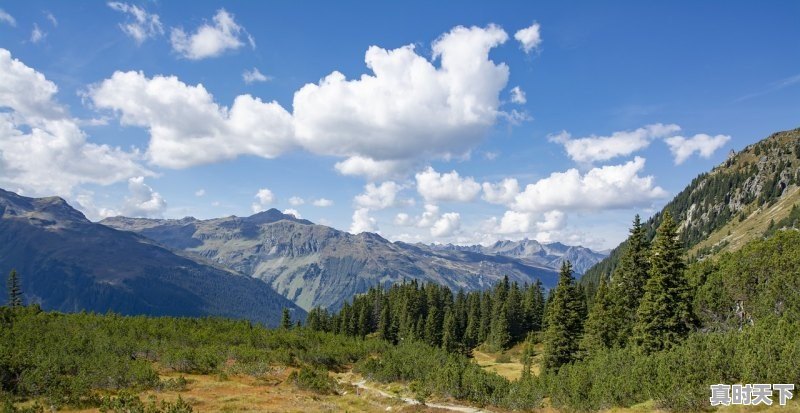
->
[[7, 270, 22, 308], [523, 279, 545, 333], [580, 277, 615, 354], [424, 305, 442, 347], [280, 307, 292, 329], [633, 211, 695, 353], [441, 307, 460, 353], [609, 215, 650, 346], [488, 302, 511, 350], [542, 261, 585, 370]]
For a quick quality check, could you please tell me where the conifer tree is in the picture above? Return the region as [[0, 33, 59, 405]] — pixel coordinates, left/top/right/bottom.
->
[[377, 302, 395, 342], [542, 261, 585, 370], [580, 277, 615, 353], [7, 269, 22, 308], [424, 305, 442, 347], [280, 307, 292, 329], [523, 279, 545, 333], [489, 302, 511, 350], [441, 307, 460, 353], [633, 211, 695, 353], [609, 214, 650, 345]]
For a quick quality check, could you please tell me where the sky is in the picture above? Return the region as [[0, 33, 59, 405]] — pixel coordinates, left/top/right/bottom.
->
[[1, 1, 799, 250]]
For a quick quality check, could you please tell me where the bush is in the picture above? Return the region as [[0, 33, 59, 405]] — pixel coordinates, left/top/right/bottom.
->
[[287, 366, 335, 394]]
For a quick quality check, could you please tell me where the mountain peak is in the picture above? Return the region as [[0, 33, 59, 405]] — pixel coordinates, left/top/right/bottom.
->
[[246, 208, 313, 225], [0, 188, 89, 225]]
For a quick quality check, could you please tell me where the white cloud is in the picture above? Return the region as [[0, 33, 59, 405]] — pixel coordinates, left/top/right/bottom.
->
[[92, 25, 516, 178], [665, 134, 731, 165], [243, 67, 271, 84], [282, 208, 301, 219], [293, 24, 510, 174], [334, 156, 412, 181], [89, 71, 294, 169], [482, 178, 520, 204], [251, 188, 275, 213], [288, 196, 305, 206], [350, 208, 378, 234], [312, 198, 333, 207], [416, 167, 481, 202], [195, 189, 206, 197], [170, 9, 253, 60], [121, 176, 167, 217], [45, 12, 57, 27], [513, 157, 667, 213], [417, 204, 440, 228], [394, 212, 414, 226], [107, 2, 163, 44], [30, 24, 46, 43], [431, 212, 461, 237], [354, 181, 402, 210], [490, 210, 534, 234], [550, 123, 681, 163], [536, 210, 566, 231], [0, 9, 16, 27], [0, 49, 148, 195], [510, 86, 526, 104], [514, 22, 541, 53], [484, 151, 499, 160], [73, 193, 120, 221]]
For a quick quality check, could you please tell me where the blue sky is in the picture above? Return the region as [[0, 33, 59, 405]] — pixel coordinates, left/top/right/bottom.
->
[[1, 1, 798, 249]]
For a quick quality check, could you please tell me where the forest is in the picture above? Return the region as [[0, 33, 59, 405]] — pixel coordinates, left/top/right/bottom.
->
[[2, 214, 799, 412]]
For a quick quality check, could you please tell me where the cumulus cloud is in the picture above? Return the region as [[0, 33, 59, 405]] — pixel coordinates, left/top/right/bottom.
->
[[416, 167, 481, 202], [282, 208, 301, 219], [293, 24, 510, 175], [354, 181, 403, 210], [334, 156, 412, 181], [394, 212, 414, 226], [288, 196, 304, 206], [312, 198, 333, 207], [243, 68, 270, 84], [92, 25, 515, 178], [482, 178, 520, 204], [107, 2, 163, 44], [121, 177, 167, 217], [350, 208, 377, 234], [665, 134, 731, 164], [89, 70, 294, 168], [0, 49, 148, 195], [550, 123, 681, 164], [251, 188, 274, 213], [417, 204, 441, 228], [510, 86, 526, 104], [512, 157, 667, 213], [170, 9, 253, 60], [514, 22, 541, 53], [0, 9, 16, 27], [431, 212, 461, 237]]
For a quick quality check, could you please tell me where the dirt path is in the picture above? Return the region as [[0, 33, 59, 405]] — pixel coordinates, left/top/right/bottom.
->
[[344, 378, 490, 413]]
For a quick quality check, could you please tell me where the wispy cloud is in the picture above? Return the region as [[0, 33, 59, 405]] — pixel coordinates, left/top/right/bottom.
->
[[735, 73, 800, 103], [0, 9, 15, 27]]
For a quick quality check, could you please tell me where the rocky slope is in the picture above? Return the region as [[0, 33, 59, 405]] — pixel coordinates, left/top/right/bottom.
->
[[102, 212, 559, 311], [426, 239, 606, 275], [0, 189, 304, 326]]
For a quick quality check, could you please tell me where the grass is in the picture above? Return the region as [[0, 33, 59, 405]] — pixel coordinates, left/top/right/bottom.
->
[[471, 342, 537, 381], [690, 185, 800, 257]]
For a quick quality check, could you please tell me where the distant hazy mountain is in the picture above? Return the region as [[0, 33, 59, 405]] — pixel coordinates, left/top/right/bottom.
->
[[425, 239, 607, 275], [102, 212, 559, 311], [0, 189, 304, 326]]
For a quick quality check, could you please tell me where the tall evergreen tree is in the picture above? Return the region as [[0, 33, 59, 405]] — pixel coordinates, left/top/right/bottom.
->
[[424, 305, 442, 347], [488, 302, 511, 350], [523, 279, 545, 333], [580, 277, 615, 353], [441, 307, 460, 353], [280, 307, 292, 329], [7, 269, 22, 308], [633, 211, 695, 353], [609, 214, 650, 345], [542, 261, 586, 370]]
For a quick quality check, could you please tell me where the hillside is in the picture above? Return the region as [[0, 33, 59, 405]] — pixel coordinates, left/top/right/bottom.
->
[[582, 127, 800, 287], [0, 189, 304, 326], [427, 239, 606, 275], [101, 212, 559, 311]]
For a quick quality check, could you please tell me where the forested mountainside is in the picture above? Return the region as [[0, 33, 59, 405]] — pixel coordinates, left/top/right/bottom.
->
[[0, 189, 304, 326], [102, 212, 559, 311], [426, 239, 606, 275], [582, 127, 800, 288]]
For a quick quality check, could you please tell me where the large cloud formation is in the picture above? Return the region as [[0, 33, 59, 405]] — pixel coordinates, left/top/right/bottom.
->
[[89, 24, 514, 178], [0, 49, 147, 195]]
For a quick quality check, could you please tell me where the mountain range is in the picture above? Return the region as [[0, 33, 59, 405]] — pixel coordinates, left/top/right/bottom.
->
[[102, 213, 604, 310], [426, 239, 607, 275], [0, 188, 304, 326]]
